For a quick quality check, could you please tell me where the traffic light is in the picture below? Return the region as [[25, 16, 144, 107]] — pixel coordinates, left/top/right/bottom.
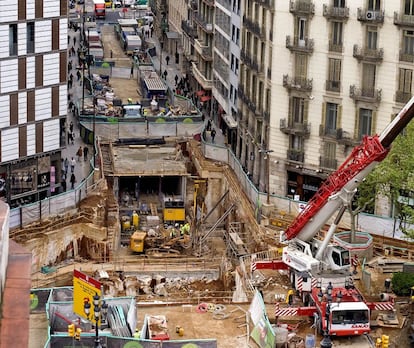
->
[[68, 323, 75, 337], [74, 328, 82, 341], [381, 334, 389, 348]]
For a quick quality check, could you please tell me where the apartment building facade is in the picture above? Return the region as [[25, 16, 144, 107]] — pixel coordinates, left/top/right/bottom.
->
[[0, 0, 68, 208]]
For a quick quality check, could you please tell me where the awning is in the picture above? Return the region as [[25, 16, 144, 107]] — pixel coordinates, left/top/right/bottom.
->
[[196, 90, 205, 96], [222, 114, 237, 129], [200, 95, 211, 102]]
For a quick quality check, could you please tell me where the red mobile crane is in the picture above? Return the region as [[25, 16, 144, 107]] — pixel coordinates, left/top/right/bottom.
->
[[255, 97, 414, 336]]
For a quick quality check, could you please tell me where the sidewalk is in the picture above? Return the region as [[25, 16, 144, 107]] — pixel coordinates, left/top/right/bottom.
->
[[63, 28, 94, 192]]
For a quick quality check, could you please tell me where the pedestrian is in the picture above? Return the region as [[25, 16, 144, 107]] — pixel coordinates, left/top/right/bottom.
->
[[165, 55, 170, 65], [61, 178, 67, 192], [70, 157, 76, 173], [68, 130, 73, 145], [150, 26, 154, 37], [76, 146, 83, 161], [73, 36, 76, 46], [83, 146, 89, 161], [206, 119, 212, 131], [68, 61, 72, 71], [70, 173, 76, 189], [163, 69, 168, 80], [71, 46, 75, 56], [175, 51, 179, 64], [71, 131, 75, 145], [211, 128, 216, 143], [76, 70, 81, 81], [145, 29, 150, 38], [130, 64, 134, 79], [174, 74, 179, 86], [64, 158, 69, 174], [69, 121, 74, 133]]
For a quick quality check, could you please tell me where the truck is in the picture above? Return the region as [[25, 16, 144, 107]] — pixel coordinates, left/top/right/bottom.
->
[[93, 0, 106, 19], [254, 96, 414, 336]]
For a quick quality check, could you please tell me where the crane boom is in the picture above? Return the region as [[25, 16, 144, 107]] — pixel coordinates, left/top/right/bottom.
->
[[282, 96, 414, 242]]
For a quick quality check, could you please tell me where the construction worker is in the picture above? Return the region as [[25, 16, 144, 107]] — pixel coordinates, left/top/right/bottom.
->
[[133, 328, 141, 338], [170, 227, 177, 238], [128, 97, 133, 104], [181, 222, 190, 235]]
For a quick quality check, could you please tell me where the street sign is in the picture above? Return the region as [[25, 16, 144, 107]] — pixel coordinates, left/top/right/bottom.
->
[[73, 269, 102, 320]]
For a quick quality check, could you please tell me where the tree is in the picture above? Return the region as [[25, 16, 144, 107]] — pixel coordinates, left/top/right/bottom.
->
[[355, 122, 414, 240]]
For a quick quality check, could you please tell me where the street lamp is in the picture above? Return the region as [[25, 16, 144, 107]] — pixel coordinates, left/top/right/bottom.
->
[[84, 293, 108, 348], [320, 285, 335, 348], [263, 149, 274, 204]]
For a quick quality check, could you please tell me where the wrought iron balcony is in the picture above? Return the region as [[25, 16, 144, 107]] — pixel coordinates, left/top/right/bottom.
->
[[319, 124, 337, 138], [283, 75, 313, 92], [349, 85, 382, 103], [194, 13, 214, 33], [328, 40, 343, 53], [242, 16, 265, 39], [323, 4, 349, 20], [336, 128, 357, 147], [325, 80, 340, 93], [194, 39, 212, 60], [287, 149, 304, 163], [286, 35, 314, 54], [240, 49, 259, 72], [394, 11, 414, 27], [181, 20, 198, 40], [280, 118, 311, 137], [399, 50, 414, 63], [395, 90, 412, 104], [320, 156, 337, 170], [353, 45, 383, 62], [289, 0, 315, 17], [357, 8, 384, 23]]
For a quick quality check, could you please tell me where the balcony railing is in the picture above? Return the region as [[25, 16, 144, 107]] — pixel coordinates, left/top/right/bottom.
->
[[394, 11, 414, 27], [257, 0, 275, 11], [320, 156, 337, 170], [287, 149, 304, 163], [395, 90, 412, 104], [353, 45, 384, 62], [399, 50, 414, 63], [325, 80, 340, 93], [181, 20, 198, 39], [283, 75, 313, 92], [349, 85, 382, 103], [323, 4, 349, 20], [240, 49, 259, 72], [328, 40, 343, 53], [242, 16, 265, 39], [289, 0, 315, 16], [357, 8, 384, 23], [195, 39, 212, 60], [194, 13, 214, 33], [319, 124, 337, 137], [336, 128, 356, 146], [280, 118, 311, 137], [191, 62, 213, 90], [286, 35, 314, 53]]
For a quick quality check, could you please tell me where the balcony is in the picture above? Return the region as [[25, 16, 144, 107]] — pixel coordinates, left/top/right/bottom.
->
[[319, 124, 337, 138], [202, 0, 214, 6], [194, 13, 214, 33], [323, 4, 349, 20], [286, 35, 314, 54], [242, 16, 265, 39], [287, 149, 304, 163], [328, 40, 343, 53], [353, 45, 383, 63], [181, 20, 198, 40], [357, 8, 384, 24], [289, 0, 315, 17], [257, 0, 275, 11], [399, 50, 414, 63], [280, 118, 311, 137], [240, 49, 259, 72], [283, 75, 313, 92], [194, 39, 212, 60], [320, 156, 337, 170], [336, 128, 357, 147], [191, 62, 213, 90], [325, 80, 340, 93], [349, 85, 382, 103], [395, 90, 412, 104], [394, 11, 414, 27]]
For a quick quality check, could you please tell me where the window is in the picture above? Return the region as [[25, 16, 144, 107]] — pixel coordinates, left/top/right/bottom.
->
[[368, 0, 381, 11], [331, 22, 343, 46], [291, 97, 305, 123], [297, 18, 307, 45], [295, 54, 307, 78], [9, 24, 17, 56], [290, 135, 304, 152], [333, 0, 345, 7], [362, 63, 376, 96], [326, 103, 338, 134], [327, 58, 341, 90], [323, 142, 337, 167], [27, 22, 35, 54], [398, 68, 412, 93], [359, 108, 373, 138], [366, 26, 378, 50], [404, 0, 414, 15], [403, 30, 414, 55]]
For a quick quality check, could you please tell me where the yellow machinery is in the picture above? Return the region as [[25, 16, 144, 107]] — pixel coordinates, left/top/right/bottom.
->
[[163, 196, 185, 224], [130, 231, 147, 253]]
